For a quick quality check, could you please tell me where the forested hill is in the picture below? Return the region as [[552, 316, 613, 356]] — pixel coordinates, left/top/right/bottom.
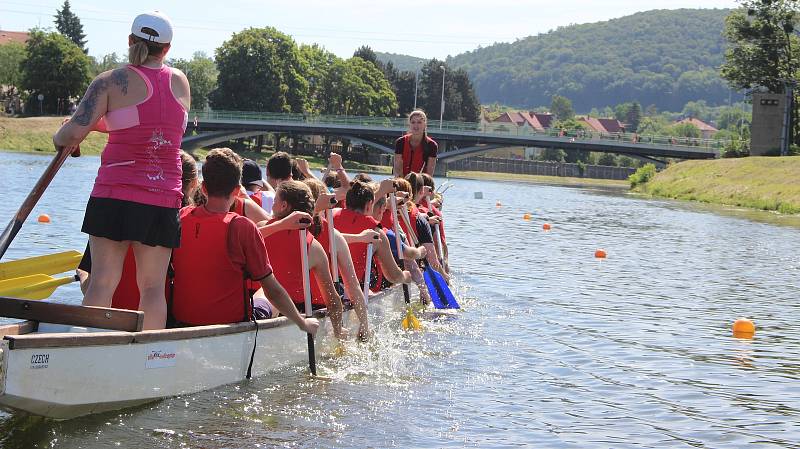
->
[[374, 51, 426, 72], [380, 9, 733, 112]]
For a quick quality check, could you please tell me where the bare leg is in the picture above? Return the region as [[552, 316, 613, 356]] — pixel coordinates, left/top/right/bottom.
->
[[131, 242, 171, 330], [81, 236, 129, 308]]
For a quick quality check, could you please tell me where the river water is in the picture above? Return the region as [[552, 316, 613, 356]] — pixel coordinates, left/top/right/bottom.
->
[[1, 151, 799, 448]]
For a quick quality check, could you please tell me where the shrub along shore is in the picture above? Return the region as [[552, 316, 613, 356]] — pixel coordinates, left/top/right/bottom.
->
[[633, 157, 800, 214]]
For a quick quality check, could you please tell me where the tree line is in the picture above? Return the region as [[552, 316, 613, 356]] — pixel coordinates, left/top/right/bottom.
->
[[0, 3, 480, 121]]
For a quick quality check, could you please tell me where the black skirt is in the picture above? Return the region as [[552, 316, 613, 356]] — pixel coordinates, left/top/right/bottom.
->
[[81, 197, 181, 248]]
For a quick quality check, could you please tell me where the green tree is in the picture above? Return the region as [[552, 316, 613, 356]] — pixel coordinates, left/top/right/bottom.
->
[[169, 52, 217, 110], [720, 1, 800, 144], [597, 152, 618, 166], [299, 44, 339, 113], [416, 59, 480, 122], [89, 52, 121, 77], [668, 122, 701, 138], [353, 45, 380, 67], [54, 0, 87, 53], [320, 57, 397, 116], [625, 101, 642, 132], [539, 148, 566, 162], [717, 106, 749, 131], [681, 100, 710, 120], [21, 30, 91, 115], [550, 95, 574, 121], [0, 42, 26, 99], [211, 27, 307, 112]]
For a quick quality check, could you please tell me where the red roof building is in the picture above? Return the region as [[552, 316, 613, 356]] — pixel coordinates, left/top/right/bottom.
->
[[492, 111, 555, 132], [676, 118, 718, 139], [0, 30, 29, 46], [579, 117, 626, 134]]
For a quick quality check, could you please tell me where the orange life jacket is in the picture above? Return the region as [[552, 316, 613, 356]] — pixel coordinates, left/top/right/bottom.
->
[[171, 206, 250, 325]]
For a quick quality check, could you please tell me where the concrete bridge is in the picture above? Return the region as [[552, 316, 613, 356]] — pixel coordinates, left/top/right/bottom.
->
[[182, 111, 723, 165]]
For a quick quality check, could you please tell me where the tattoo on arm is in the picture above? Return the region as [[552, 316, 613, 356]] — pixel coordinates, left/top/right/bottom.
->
[[72, 78, 107, 126], [111, 68, 128, 95], [72, 69, 127, 126]]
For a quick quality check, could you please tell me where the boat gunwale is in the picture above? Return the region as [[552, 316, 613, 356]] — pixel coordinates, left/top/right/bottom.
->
[[0, 289, 390, 350]]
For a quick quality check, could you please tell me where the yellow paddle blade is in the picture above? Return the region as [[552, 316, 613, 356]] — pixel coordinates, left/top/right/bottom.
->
[[0, 250, 82, 279], [401, 307, 421, 331], [0, 274, 77, 300]]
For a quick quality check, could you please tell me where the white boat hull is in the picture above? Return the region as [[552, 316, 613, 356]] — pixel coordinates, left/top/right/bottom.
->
[[0, 285, 415, 419]]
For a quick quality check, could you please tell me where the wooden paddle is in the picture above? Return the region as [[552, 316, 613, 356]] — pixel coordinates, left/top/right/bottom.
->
[[299, 228, 317, 376], [0, 250, 82, 280], [0, 146, 74, 260], [0, 273, 79, 300], [390, 197, 421, 330], [362, 243, 373, 306]]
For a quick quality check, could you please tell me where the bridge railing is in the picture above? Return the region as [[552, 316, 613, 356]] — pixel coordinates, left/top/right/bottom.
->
[[190, 110, 745, 152]]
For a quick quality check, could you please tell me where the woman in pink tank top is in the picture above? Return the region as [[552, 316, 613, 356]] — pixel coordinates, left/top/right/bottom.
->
[[53, 11, 191, 330]]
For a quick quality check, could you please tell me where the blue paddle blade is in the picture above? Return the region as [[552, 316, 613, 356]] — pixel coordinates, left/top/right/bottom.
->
[[423, 266, 460, 309]]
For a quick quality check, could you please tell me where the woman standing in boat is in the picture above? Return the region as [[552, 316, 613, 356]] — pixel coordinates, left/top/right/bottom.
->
[[393, 110, 438, 177], [53, 11, 190, 330]]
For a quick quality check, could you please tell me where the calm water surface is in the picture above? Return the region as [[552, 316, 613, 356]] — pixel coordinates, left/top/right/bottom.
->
[[1, 151, 799, 448]]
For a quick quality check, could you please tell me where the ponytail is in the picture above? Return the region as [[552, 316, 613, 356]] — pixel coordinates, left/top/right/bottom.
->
[[345, 180, 375, 211], [127, 34, 169, 65]]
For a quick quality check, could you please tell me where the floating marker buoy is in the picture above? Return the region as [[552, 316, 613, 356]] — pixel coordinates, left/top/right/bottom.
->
[[37, 214, 51, 223], [732, 318, 755, 337], [474, 192, 483, 199], [523, 213, 531, 220], [594, 249, 607, 259], [496, 201, 502, 207], [543, 223, 551, 230]]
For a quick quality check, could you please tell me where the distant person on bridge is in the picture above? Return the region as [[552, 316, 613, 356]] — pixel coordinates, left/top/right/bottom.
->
[[393, 109, 438, 177]]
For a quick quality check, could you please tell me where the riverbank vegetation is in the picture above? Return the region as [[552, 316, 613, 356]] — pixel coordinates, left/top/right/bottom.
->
[[634, 157, 800, 214]]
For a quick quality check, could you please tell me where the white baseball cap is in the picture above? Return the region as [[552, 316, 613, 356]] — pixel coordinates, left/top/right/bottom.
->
[[131, 11, 173, 44]]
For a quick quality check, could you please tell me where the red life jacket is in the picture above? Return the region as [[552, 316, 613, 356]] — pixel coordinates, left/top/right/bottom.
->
[[400, 134, 434, 176], [262, 220, 324, 306], [431, 204, 446, 244], [172, 206, 250, 325], [332, 208, 379, 282], [229, 197, 262, 294]]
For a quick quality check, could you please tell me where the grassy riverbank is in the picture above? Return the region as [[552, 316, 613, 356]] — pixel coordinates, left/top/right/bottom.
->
[[0, 116, 108, 155], [636, 157, 800, 214]]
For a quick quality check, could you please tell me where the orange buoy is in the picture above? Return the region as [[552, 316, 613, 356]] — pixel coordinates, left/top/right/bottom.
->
[[496, 201, 502, 207], [37, 214, 51, 223], [732, 318, 755, 337], [594, 249, 607, 259], [542, 223, 551, 230], [523, 213, 531, 220]]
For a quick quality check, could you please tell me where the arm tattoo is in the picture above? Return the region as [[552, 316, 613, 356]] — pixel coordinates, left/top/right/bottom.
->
[[72, 69, 128, 126], [111, 68, 128, 95], [72, 78, 108, 126]]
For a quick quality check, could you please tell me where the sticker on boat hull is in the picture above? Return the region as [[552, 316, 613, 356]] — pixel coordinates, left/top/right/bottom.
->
[[30, 353, 49, 370], [145, 344, 177, 369]]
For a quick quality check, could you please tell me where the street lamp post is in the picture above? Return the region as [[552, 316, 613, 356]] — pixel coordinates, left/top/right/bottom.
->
[[439, 65, 446, 130], [413, 67, 420, 110]]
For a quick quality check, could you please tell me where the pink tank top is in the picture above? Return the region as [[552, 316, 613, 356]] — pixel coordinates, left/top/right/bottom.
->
[[91, 65, 188, 208]]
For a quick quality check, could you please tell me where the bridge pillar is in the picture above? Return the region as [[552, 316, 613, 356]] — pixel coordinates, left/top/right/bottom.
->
[[434, 160, 449, 177]]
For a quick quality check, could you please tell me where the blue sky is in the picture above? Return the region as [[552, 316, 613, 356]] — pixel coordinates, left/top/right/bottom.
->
[[1, 0, 740, 61]]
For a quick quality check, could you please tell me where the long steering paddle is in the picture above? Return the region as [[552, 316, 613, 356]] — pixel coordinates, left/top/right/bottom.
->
[[0, 146, 75, 260]]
